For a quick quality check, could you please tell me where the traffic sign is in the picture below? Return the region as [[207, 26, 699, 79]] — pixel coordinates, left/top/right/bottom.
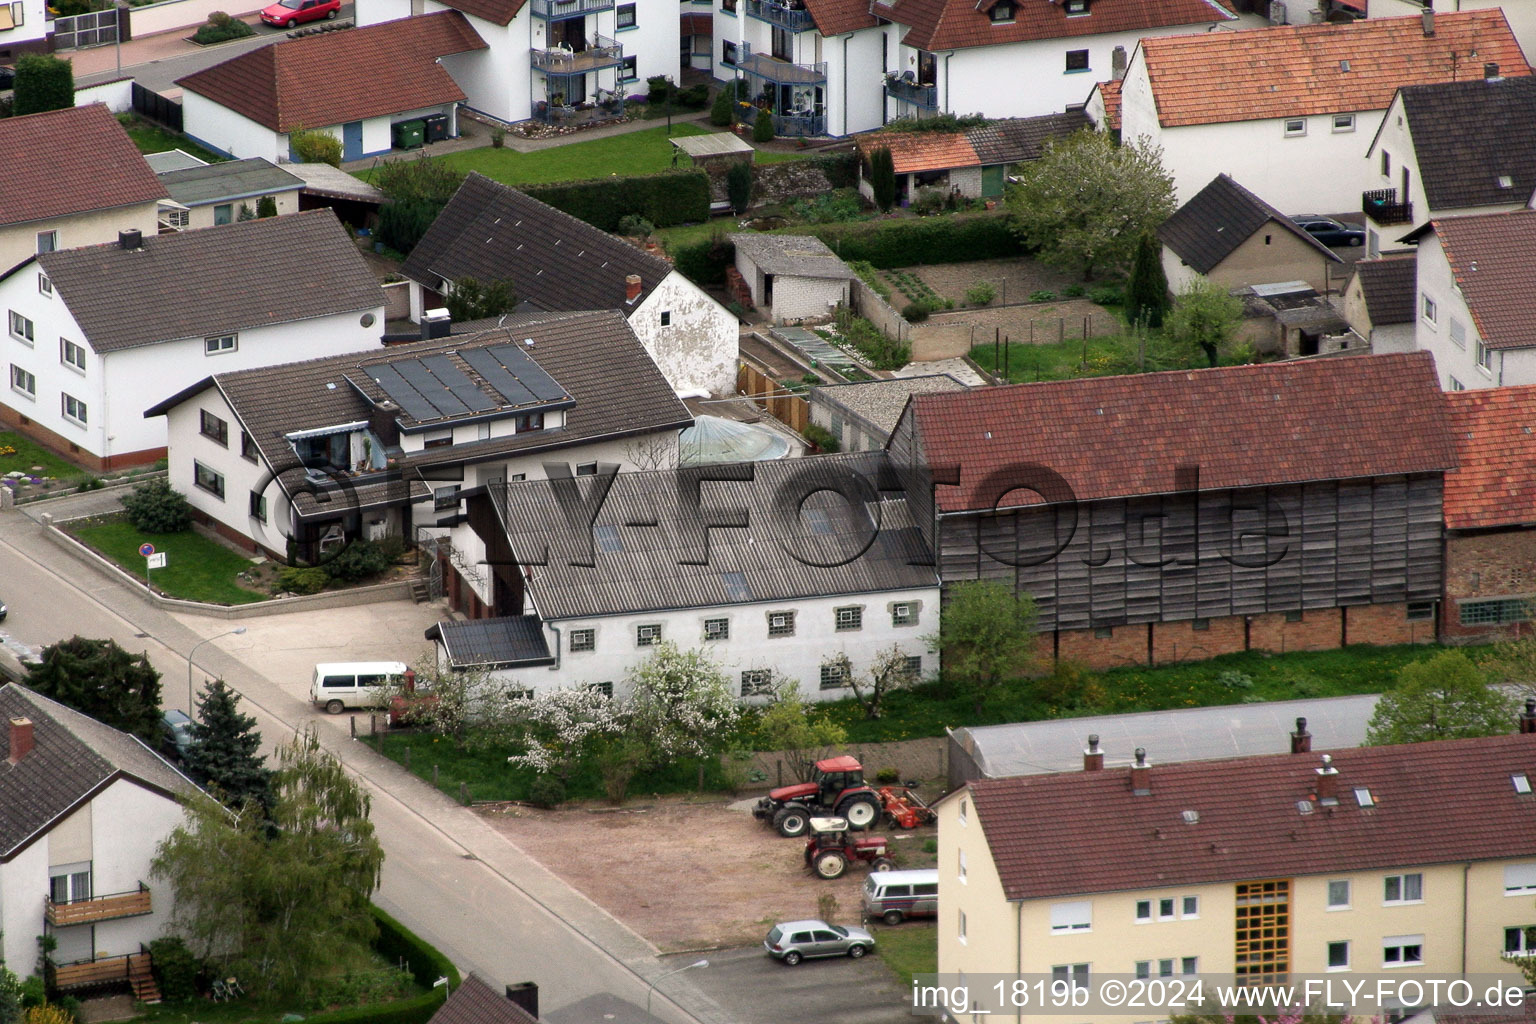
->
[[138, 543, 155, 557], [147, 552, 167, 570]]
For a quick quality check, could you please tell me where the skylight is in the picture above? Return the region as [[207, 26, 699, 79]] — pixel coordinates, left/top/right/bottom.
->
[[1297, 800, 1314, 815], [594, 525, 622, 554], [1515, 774, 1532, 795], [1354, 787, 1374, 807]]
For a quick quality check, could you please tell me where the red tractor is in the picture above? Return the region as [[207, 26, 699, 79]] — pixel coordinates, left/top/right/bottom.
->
[[752, 755, 883, 837], [803, 817, 895, 879]]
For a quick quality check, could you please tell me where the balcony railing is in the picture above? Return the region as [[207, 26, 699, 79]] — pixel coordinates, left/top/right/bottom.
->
[[531, 33, 624, 73], [885, 73, 938, 109], [1362, 187, 1413, 226], [737, 42, 826, 85], [529, 0, 612, 19], [46, 884, 152, 927], [771, 112, 826, 137], [49, 950, 153, 992], [744, 0, 816, 31], [532, 94, 627, 124]]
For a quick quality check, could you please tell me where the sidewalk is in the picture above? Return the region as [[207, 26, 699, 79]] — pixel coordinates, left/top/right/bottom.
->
[[66, 9, 273, 84]]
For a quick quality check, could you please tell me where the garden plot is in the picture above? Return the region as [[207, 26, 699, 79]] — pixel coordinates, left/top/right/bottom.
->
[[881, 258, 1081, 311]]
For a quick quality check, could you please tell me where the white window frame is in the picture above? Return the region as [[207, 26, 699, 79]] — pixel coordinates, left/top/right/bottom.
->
[[48, 862, 91, 904], [1327, 879, 1351, 910], [9, 363, 36, 400], [703, 616, 729, 641], [60, 338, 85, 374], [1421, 293, 1437, 326], [61, 392, 87, 426], [891, 601, 917, 627], [35, 230, 57, 254], [205, 333, 238, 356], [1477, 341, 1493, 374], [819, 662, 849, 689], [569, 628, 596, 652], [958, 797, 967, 826], [1383, 873, 1423, 904], [1505, 863, 1536, 896], [1506, 926, 1536, 957], [166, 208, 190, 229], [1181, 895, 1198, 918], [1331, 113, 1355, 132], [958, 848, 967, 883], [1284, 117, 1307, 137], [1052, 963, 1090, 988], [636, 623, 662, 647], [834, 605, 863, 632], [1135, 899, 1152, 923], [1049, 901, 1091, 934], [1382, 935, 1424, 967], [193, 460, 225, 499], [250, 490, 267, 523], [767, 610, 796, 637], [37, 273, 52, 297], [8, 310, 34, 345]]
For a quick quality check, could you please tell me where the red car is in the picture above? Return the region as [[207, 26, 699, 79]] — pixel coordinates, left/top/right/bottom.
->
[[260, 0, 340, 28]]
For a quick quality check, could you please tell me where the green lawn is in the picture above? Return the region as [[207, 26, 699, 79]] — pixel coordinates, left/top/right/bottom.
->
[[437, 123, 717, 186], [873, 923, 936, 987], [70, 517, 267, 605], [118, 116, 224, 163], [0, 431, 84, 482]]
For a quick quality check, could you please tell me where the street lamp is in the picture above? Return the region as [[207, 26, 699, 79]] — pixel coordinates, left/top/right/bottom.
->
[[646, 958, 707, 1018], [187, 627, 246, 714]]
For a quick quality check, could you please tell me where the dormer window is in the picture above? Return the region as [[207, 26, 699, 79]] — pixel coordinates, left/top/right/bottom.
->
[[1064, 0, 1088, 14], [989, 0, 1014, 22]]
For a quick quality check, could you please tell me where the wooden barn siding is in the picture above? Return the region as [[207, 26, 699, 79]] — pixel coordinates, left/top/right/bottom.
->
[[935, 475, 1443, 631]]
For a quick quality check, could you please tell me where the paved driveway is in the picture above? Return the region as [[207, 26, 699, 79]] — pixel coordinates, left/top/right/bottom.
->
[[666, 945, 913, 1024]]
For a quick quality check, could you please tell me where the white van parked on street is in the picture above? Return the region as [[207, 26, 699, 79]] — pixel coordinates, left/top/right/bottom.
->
[[311, 661, 408, 714]]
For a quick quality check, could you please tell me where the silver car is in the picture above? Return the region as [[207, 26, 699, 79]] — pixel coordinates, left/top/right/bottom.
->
[[764, 920, 875, 966]]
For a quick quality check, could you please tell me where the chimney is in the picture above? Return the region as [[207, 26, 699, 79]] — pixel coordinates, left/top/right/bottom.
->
[[1314, 753, 1339, 805], [1130, 747, 1151, 796], [421, 308, 452, 341], [369, 399, 401, 449], [625, 274, 642, 304], [118, 229, 143, 251], [1083, 734, 1104, 772], [505, 982, 539, 1019], [1110, 45, 1127, 81], [8, 717, 34, 764], [1421, 6, 1434, 36], [1291, 716, 1312, 754], [1521, 697, 1536, 735], [1485, 62, 1502, 81]]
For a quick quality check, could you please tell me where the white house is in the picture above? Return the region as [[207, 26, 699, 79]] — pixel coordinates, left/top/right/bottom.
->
[[1405, 209, 1536, 391], [0, 210, 384, 470], [157, 158, 305, 232], [1362, 73, 1536, 255], [144, 310, 693, 576], [0, 104, 166, 274], [729, 233, 855, 323], [176, 13, 486, 163], [358, 0, 678, 129], [1116, 9, 1531, 212], [402, 173, 739, 396], [0, 685, 199, 993], [429, 452, 940, 699], [0, 0, 49, 61]]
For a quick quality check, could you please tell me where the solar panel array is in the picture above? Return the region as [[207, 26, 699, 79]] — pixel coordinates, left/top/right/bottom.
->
[[361, 343, 569, 426]]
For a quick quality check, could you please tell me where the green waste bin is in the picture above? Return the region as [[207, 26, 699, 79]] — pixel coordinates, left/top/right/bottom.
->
[[391, 119, 425, 151]]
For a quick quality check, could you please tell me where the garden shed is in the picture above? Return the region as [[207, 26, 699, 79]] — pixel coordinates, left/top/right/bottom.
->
[[729, 233, 855, 324]]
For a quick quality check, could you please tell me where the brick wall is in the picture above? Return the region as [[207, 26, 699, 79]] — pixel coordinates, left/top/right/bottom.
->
[[1443, 530, 1536, 641], [1057, 623, 1148, 670], [1151, 616, 1246, 665], [1346, 602, 1434, 646], [1248, 608, 1344, 653]]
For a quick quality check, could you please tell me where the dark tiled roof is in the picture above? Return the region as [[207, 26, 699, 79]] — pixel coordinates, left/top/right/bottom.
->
[[1140, 10, 1531, 127], [0, 683, 198, 860], [425, 617, 554, 668], [877, 0, 1233, 55], [811, 374, 966, 437], [35, 209, 381, 354], [802, 0, 877, 35], [907, 352, 1455, 513], [493, 452, 939, 619], [176, 13, 485, 133], [1158, 173, 1339, 274], [159, 157, 304, 207], [1398, 76, 1536, 211], [403, 174, 675, 313], [429, 974, 538, 1024], [971, 731, 1536, 902], [1350, 254, 1416, 326], [1443, 384, 1536, 530], [1431, 209, 1536, 351], [0, 104, 167, 229]]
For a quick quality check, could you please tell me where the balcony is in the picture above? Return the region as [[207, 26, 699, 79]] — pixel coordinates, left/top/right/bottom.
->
[[736, 42, 826, 85], [532, 90, 627, 124], [46, 884, 152, 927], [49, 950, 153, 992], [744, 0, 816, 31], [885, 71, 938, 109], [529, 0, 612, 19], [531, 33, 624, 74], [1362, 187, 1413, 226]]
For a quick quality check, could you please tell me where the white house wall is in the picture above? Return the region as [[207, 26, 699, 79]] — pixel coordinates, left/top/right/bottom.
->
[[182, 93, 284, 161], [511, 586, 941, 698], [0, 0, 49, 52], [0, 839, 48, 970], [0, 202, 162, 278], [774, 273, 850, 323], [938, 27, 1165, 120], [630, 270, 739, 395], [1409, 230, 1530, 390], [1, 270, 106, 456], [830, 28, 887, 135]]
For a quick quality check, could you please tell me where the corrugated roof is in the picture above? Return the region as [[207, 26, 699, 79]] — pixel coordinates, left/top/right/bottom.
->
[[728, 233, 856, 280], [0, 683, 198, 860], [176, 13, 486, 133], [1140, 10, 1531, 127], [1397, 76, 1536, 212], [494, 452, 939, 620], [33, 209, 381, 354], [0, 104, 167, 229], [1443, 384, 1536, 530], [971, 730, 1536, 902], [1350, 254, 1416, 326], [425, 617, 553, 668], [881, 0, 1233, 56], [907, 352, 1455, 513], [403, 173, 676, 313], [1430, 209, 1536, 351], [1158, 173, 1339, 274], [158, 157, 304, 207]]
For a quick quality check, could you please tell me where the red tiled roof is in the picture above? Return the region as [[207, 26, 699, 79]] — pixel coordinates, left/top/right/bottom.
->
[[971, 731, 1536, 901], [907, 352, 1454, 514], [854, 130, 980, 173], [803, 0, 877, 35], [1443, 385, 1536, 530], [1140, 10, 1531, 127], [436, 0, 524, 26], [1430, 209, 1536, 352], [881, 0, 1234, 57], [1091, 77, 1121, 130], [176, 13, 486, 134], [0, 104, 167, 229]]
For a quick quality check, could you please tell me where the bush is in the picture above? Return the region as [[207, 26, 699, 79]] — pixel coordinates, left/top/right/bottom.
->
[[122, 477, 191, 534], [522, 169, 709, 231], [875, 766, 900, 784], [148, 937, 200, 1003], [375, 199, 441, 255], [903, 302, 930, 322], [1028, 289, 1056, 303], [1063, 284, 1086, 297], [789, 191, 862, 224], [847, 260, 888, 300], [75, 476, 104, 492], [1088, 285, 1124, 306], [192, 11, 255, 44], [529, 775, 565, 808], [910, 187, 948, 216], [322, 538, 392, 582], [13, 54, 74, 116], [671, 233, 735, 287], [803, 423, 840, 452], [290, 126, 342, 167], [726, 161, 753, 216], [804, 216, 1020, 269], [834, 308, 909, 369], [811, 151, 860, 190], [646, 75, 674, 105], [753, 108, 774, 143], [616, 213, 654, 238], [964, 282, 996, 306], [443, 277, 516, 322], [710, 88, 736, 126], [675, 83, 709, 109], [490, 127, 505, 148], [276, 566, 329, 594]]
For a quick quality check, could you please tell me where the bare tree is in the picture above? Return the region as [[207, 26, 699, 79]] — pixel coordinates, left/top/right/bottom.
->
[[823, 645, 920, 720]]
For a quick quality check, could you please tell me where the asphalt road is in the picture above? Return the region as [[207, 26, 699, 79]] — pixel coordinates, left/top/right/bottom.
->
[[668, 944, 914, 1024]]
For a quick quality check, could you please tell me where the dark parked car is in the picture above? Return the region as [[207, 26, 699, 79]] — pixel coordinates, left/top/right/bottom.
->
[[0, 67, 14, 91], [0, 594, 7, 622], [160, 709, 197, 762], [764, 920, 875, 965], [1292, 216, 1366, 248]]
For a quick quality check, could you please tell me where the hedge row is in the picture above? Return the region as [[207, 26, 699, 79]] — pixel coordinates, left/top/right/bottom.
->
[[672, 235, 736, 287], [522, 170, 710, 231], [805, 215, 1021, 268], [809, 151, 860, 190], [301, 905, 462, 1024]]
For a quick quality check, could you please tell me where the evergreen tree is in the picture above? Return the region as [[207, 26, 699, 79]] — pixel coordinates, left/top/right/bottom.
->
[[869, 146, 896, 213], [726, 160, 753, 215], [256, 195, 278, 218], [24, 637, 161, 742], [752, 107, 774, 143], [186, 679, 272, 810], [12, 54, 74, 117], [1125, 231, 1169, 328]]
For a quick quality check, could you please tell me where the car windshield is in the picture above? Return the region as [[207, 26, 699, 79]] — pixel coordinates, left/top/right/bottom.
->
[[831, 926, 848, 937], [278, 1, 304, 9]]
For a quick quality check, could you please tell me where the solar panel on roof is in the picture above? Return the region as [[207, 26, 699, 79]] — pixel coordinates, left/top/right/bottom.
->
[[459, 347, 537, 407], [420, 354, 498, 413], [363, 363, 439, 423], [488, 343, 567, 403], [396, 359, 471, 419]]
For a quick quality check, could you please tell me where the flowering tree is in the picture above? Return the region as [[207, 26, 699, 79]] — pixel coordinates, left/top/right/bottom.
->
[[503, 686, 630, 780], [381, 661, 523, 750], [627, 642, 740, 763]]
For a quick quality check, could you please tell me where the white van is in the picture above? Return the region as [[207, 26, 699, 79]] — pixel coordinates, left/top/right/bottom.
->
[[863, 869, 939, 925], [311, 662, 408, 714]]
